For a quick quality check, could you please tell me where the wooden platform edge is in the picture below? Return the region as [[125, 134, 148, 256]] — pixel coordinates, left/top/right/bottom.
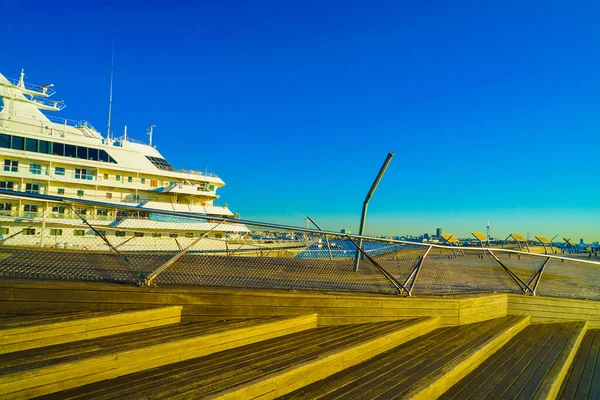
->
[[0, 314, 318, 399], [408, 315, 532, 400], [534, 321, 588, 400], [205, 316, 441, 400]]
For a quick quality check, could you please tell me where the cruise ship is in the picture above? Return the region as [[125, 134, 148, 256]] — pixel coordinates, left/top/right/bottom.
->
[[0, 70, 249, 251]]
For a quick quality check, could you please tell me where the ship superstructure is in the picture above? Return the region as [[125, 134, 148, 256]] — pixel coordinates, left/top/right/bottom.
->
[[0, 70, 246, 250]]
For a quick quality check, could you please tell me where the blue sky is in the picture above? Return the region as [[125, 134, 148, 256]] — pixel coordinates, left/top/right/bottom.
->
[[2, 0, 600, 241]]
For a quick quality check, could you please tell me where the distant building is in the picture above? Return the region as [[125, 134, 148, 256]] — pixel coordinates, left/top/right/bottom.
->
[[436, 228, 442, 238], [580, 238, 584, 245], [424, 233, 430, 240], [340, 229, 350, 234]]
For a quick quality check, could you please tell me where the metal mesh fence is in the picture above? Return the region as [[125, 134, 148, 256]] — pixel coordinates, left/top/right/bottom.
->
[[0, 193, 599, 299]]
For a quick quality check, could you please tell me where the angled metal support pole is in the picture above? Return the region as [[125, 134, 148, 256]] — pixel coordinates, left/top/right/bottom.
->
[[353, 151, 394, 272], [403, 245, 433, 296], [347, 236, 407, 295], [63, 202, 145, 282], [487, 250, 534, 294], [144, 220, 226, 286], [307, 216, 333, 260], [528, 257, 551, 296]]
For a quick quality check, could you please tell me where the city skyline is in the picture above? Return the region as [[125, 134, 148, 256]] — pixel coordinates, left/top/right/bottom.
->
[[3, 1, 600, 240]]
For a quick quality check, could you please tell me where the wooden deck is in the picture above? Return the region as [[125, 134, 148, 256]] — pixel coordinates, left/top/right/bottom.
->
[[280, 316, 528, 399], [35, 318, 437, 399], [440, 322, 587, 399], [559, 329, 600, 399]]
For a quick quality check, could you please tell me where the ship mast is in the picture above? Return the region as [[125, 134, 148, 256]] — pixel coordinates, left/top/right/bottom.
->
[[107, 46, 115, 139]]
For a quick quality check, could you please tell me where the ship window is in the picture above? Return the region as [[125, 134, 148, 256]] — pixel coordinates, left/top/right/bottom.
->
[[25, 183, 41, 194], [115, 231, 126, 237], [52, 206, 65, 213], [50, 229, 63, 236], [0, 134, 10, 148], [184, 232, 194, 238], [152, 233, 161, 238], [146, 156, 175, 171], [74, 230, 85, 236], [0, 228, 8, 234], [141, 178, 146, 184], [11, 136, 24, 150], [4, 160, 18, 172], [77, 189, 84, 197], [95, 230, 106, 237], [75, 207, 87, 215], [0, 203, 12, 211], [169, 233, 178, 238], [134, 232, 144, 237], [116, 175, 120, 181], [23, 228, 36, 236], [96, 209, 108, 216], [76, 146, 87, 160], [128, 176, 133, 182], [30, 163, 42, 175], [24, 204, 38, 212], [88, 148, 99, 161], [57, 188, 65, 195], [39, 140, 51, 154], [64, 144, 76, 158], [55, 167, 65, 176], [106, 193, 112, 199], [25, 138, 38, 152], [75, 168, 94, 180], [103, 173, 109, 180], [52, 142, 64, 156], [150, 180, 158, 187], [0, 181, 14, 190], [99, 150, 109, 162]]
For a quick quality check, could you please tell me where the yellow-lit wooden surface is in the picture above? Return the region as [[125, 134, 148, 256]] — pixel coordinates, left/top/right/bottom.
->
[[0, 314, 316, 399], [280, 316, 528, 399], [0, 306, 181, 354], [440, 321, 588, 399], [36, 317, 438, 400], [559, 329, 600, 399]]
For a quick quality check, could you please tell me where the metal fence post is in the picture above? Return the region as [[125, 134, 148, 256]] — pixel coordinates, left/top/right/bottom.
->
[[353, 152, 394, 272]]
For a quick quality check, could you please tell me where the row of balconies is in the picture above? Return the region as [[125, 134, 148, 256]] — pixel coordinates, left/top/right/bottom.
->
[[0, 160, 218, 196]]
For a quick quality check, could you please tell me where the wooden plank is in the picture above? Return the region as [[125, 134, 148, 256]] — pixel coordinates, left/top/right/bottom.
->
[[487, 323, 571, 398], [440, 322, 544, 399], [0, 314, 317, 398], [559, 329, 597, 399], [533, 321, 587, 399]]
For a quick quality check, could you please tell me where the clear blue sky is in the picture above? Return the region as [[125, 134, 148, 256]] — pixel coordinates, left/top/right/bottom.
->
[[3, 0, 600, 241]]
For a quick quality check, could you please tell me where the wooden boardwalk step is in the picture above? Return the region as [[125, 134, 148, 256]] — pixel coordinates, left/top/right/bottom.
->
[[0, 307, 182, 355], [0, 314, 316, 399], [559, 329, 600, 399], [36, 317, 440, 400], [441, 321, 588, 400], [280, 315, 530, 400]]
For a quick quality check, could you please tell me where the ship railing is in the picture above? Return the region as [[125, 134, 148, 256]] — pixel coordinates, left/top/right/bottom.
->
[[46, 115, 99, 132], [26, 97, 66, 111], [6, 77, 56, 97], [114, 135, 150, 146], [0, 189, 599, 301], [177, 168, 219, 178]]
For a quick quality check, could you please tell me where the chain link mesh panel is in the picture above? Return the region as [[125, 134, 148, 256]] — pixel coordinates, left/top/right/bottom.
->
[[0, 200, 599, 299]]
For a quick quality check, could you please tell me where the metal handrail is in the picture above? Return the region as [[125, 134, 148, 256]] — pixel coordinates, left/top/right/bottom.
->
[[0, 188, 598, 268]]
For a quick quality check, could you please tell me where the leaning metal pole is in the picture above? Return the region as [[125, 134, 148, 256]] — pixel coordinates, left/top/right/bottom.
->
[[353, 151, 394, 272]]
